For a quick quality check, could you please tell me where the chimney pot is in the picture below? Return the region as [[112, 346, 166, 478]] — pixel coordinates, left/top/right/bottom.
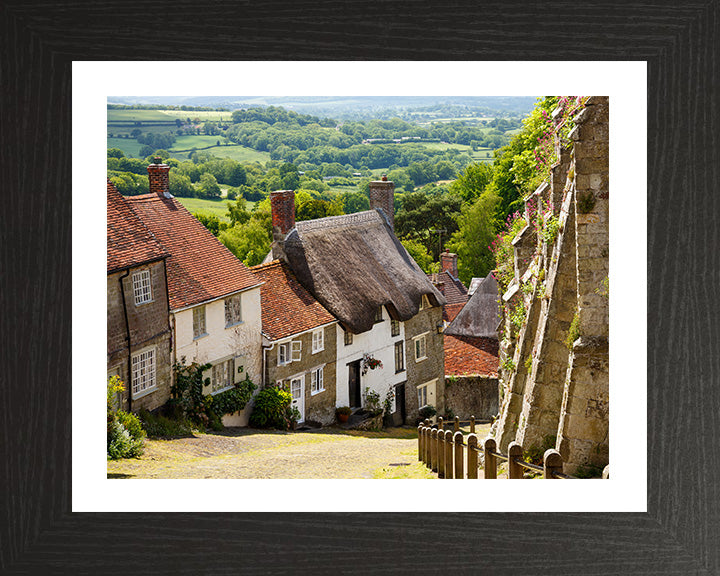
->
[[369, 178, 395, 231]]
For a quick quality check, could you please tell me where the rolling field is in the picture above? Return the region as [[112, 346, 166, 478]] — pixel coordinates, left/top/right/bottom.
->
[[107, 137, 144, 158], [176, 197, 256, 222], [108, 109, 231, 122], [170, 135, 227, 150], [192, 145, 271, 163]]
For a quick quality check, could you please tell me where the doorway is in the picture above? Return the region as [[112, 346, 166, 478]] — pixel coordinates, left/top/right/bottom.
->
[[290, 376, 305, 423], [348, 360, 361, 408]]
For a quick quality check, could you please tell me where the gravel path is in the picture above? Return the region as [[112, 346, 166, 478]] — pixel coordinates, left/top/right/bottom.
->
[[107, 426, 438, 479]]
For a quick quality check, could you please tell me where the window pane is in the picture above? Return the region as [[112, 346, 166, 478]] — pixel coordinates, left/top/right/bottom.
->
[[225, 294, 242, 327], [132, 270, 152, 305], [193, 306, 206, 338]]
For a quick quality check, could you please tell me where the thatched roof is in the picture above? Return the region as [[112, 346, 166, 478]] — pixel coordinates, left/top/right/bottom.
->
[[444, 274, 500, 339], [283, 209, 446, 334]]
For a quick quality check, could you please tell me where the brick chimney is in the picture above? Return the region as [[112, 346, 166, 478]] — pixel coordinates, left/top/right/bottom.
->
[[369, 175, 395, 231], [270, 189, 295, 260], [147, 156, 170, 198], [440, 250, 458, 277]]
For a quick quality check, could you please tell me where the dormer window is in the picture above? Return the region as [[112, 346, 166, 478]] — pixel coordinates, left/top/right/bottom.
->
[[374, 307, 384, 323], [344, 330, 353, 346], [420, 294, 431, 310]]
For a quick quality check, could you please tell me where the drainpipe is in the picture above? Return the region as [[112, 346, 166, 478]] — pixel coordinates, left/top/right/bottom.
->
[[261, 338, 276, 388], [118, 269, 132, 412]]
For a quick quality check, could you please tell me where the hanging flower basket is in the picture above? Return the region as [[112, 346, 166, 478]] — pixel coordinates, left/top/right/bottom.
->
[[361, 353, 383, 376]]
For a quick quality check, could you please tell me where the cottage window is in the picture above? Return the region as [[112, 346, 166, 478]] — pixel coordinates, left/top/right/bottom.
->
[[278, 343, 288, 366], [312, 328, 324, 353], [311, 366, 324, 394], [374, 307, 384, 323], [279, 341, 301, 365], [132, 269, 152, 305], [225, 294, 242, 327], [291, 340, 302, 361], [193, 306, 207, 339], [131, 347, 156, 397], [417, 379, 437, 409], [414, 333, 427, 362], [391, 319, 401, 337], [394, 341, 405, 373], [211, 358, 235, 393], [344, 330, 353, 346]]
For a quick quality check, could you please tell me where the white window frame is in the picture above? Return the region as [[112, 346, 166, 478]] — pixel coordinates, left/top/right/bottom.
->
[[311, 328, 324, 354], [278, 340, 302, 365], [193, 305, 207, 340], [310, 366, 325, 395], [131, 346, 156, 398], [291, 340, 302, 362], [224, 293, 243, 328], [132, 269, 153, 305], [413, 332, 428, 362], [417, 379, 437, 409]]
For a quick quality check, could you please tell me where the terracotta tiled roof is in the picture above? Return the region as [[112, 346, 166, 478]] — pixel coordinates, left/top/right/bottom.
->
[[125, 193, 260, 310], [251, 260, 336, 340], [107, 181, 168, 273], [444, 302, 466, 323], [430, 270, 469, 306], [444, 334, 499, 377]]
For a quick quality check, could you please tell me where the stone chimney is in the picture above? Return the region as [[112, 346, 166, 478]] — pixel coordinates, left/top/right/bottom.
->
[[147, 156, 170, 198], [369, 175, 395, 231], [270, 189, 295, 260], [440, 250, 458, 277]]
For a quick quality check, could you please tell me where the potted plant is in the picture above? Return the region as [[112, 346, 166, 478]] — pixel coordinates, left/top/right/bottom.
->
[[336, 406, 352, 423]]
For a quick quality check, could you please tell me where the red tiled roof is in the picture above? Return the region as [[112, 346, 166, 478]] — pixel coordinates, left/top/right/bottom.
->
[[444, 335, 499, 377], [430, 271, 469, 306], [251, 260, 336, 340], [444, 302, 466, 323], [107, 181, 168, 273], [125, 193, 260, 310]]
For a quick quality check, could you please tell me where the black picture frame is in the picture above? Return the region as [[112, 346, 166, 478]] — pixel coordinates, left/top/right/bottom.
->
[[2, 2, 718, 574]]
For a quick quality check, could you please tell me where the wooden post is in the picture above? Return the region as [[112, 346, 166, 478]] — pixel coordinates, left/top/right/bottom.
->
[[444, 430, 454, 479], [467, 434, 478, 479], [454, 431, 464, 479], [454, 416, 460, 433], [425, 427, 432, 465], [508, 442, 524, 479], [470, 416, 475, 434], [602, 465, 610, 479], [437, 428, 445, 478], [430, 428, 438, 472], [483, 437, 497, 479], [438, 417, 444, 431], [418, 425, 424, 462], [543, 449, 563, 479]]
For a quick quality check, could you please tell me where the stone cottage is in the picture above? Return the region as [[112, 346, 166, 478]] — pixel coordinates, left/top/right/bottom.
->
[[107, 181, 172, 413], [250, 260, 338, 426], [268, 179, 447, 424], [492, 96, 609, 475], [125, 159, 263, 426], [442, 274, 501, 420]]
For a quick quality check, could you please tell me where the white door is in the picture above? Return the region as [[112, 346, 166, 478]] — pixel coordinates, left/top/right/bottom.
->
[[290, 377, 305, 423]]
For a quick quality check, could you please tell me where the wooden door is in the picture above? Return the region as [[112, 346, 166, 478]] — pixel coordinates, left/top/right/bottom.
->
[[348, 360, 361, 408], [395, 382, 406, 424]]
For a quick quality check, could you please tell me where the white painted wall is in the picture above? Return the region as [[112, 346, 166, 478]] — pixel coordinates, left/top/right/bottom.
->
[[335, 307, 406, 409], [172, 287, 262, 426]]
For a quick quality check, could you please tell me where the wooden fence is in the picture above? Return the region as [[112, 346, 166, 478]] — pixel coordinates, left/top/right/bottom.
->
[[417, 416, 608, 479]]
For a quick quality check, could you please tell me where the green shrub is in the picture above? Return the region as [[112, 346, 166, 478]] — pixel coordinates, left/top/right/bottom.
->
[[138, 409, 195, 439], [418, 405, 437, 420], [565, 311, 581, 349], [107, 419, 144, 460], [249, 386, 293, 429], [116, 410, 146, 441], [574, 462, 605, 479]]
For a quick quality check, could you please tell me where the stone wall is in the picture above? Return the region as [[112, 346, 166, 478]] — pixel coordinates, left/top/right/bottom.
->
[[404, 305, 445, 423], [492, 97, 609, 475], [444, 376, 499, 420], [106, 260, 172, 413]]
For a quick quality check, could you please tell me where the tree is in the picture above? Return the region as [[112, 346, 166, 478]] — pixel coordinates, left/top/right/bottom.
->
[[194, 212, 223, 236], [198, 173, 221, 199], [107, 148, 125, 159], [450, 162, 494, 203], [169, 171, 195, 197], [447, 190, 499, 284], [226, 197, 251, 226], [400, 238, 434, 273], [218, 219, 272, 267]]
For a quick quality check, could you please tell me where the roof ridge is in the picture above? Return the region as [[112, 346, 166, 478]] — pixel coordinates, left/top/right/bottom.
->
[[250, 260, 282, 271], [295, 209, 379, 232]]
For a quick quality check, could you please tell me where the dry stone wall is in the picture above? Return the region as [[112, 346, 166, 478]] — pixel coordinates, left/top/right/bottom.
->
[[492, 97, 609, 475]]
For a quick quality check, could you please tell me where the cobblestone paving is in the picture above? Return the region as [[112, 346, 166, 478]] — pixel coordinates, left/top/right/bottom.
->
[[107, 426, 438, 479]]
